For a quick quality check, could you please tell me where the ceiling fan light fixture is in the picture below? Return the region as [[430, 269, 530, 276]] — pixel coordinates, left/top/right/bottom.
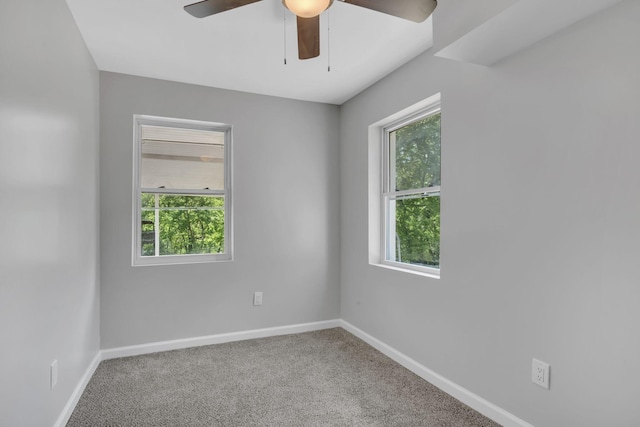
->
[[185, 0, 437, 61], [283, 0, 333, 18]]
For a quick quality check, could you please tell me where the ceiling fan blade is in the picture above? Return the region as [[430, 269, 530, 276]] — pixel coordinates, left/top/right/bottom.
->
[[297, 16, 320, 60], [341, 0, 436, 23], [184, 0, 262, 18]]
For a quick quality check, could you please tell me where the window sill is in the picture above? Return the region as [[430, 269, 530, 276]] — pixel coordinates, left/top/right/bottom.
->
[[372, 262, 440, 280], [132, 253, 232, 267]]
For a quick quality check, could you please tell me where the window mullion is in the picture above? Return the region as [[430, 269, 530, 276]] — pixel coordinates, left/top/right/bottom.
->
[[387, 195, 396, 262], [154, 194, 160, 257], [140, 187, 224, 196], [388, 131, 396, 193], [384, 186, 441, 199]]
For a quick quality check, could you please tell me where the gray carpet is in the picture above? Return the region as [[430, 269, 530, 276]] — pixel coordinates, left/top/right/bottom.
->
[[67, 328, 501, 426]]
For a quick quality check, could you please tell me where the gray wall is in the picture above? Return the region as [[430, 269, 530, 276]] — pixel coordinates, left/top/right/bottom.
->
[[3, 1, 637, 425], [0, 0, 100, 426], [340, 1, 640, 426], [100, 72, 341, 348], [432, 0, 514, 52]]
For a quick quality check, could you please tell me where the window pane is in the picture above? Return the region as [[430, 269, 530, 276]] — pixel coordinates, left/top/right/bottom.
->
[[140, 125, 225, 190], [391, 113, 440, 191], [140, 194, 225, 256], [141, 193, 157, 256], [388, 195, 440, 268]]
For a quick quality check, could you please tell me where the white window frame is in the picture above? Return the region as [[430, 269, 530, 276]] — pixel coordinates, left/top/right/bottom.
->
[[132, 115, 233, 266], [368, 93, 441, 278]]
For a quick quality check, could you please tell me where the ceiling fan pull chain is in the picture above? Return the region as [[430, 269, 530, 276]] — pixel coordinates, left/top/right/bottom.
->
[[283, 7, 287, 65], [327, 8, 331, 72]]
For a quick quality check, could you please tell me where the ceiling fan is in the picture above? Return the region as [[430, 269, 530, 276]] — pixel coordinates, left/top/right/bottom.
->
[[184, 0, 437, 60]]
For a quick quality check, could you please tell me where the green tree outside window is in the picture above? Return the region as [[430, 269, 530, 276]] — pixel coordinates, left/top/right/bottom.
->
[[389, 112, 441, 268]]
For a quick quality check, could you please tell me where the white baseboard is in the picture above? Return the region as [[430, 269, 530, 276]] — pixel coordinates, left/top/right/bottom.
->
[[53, 351, 101, 427], [57, 319, 340, 426], [101, 319, 342, 360], [57, 319, 531, 427], [339, 320, 534, 427]]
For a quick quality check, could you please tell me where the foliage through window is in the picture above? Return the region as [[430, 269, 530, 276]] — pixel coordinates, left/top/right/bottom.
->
[[133, 116, 232, 265], [383, 104, 440, 274]]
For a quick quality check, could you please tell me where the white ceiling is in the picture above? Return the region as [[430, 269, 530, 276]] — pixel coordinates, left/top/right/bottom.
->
[[65, 0, 434, 105]]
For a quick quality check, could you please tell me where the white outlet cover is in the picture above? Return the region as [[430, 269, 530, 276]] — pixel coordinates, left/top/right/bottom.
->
[[50, 360, 58, 390], [253, 292, 263, 306], [532, 358, 550, 389]]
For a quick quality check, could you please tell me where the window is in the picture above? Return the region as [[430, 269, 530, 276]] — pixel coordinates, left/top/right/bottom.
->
[[132, 115, 232, 266], [380, 98, 441, 276]]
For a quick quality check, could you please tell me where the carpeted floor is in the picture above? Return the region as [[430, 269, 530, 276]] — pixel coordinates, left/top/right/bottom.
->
[[67, 328, 501, 426]]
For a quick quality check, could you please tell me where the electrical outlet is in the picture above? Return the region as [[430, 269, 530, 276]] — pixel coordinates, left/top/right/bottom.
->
[[50, 360, 58, 390], [253, 292, 263, 306], [532, 358, 550, 389]]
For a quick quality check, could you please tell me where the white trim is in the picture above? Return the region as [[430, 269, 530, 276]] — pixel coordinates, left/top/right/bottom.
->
[[384, 185, 441, 199], [140, 187, 226, 196], [338, 320, 535, 427], [375, 260, 441, 279], [101, 319, 342, 360], [383, 102, 442, 134], [131, 114, 233, 267], [370, 94, 443, 278], [133, 252, 232, 266], [53, 352, 101, 427], [56, 319, 531, 427]]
